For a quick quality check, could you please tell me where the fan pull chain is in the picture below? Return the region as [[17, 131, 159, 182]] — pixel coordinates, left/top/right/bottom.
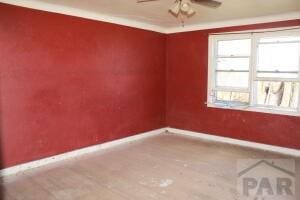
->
[[178, 13, 185, 27]]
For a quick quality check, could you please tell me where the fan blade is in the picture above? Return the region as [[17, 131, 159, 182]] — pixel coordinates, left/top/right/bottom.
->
[[191, 0, 222, 8], [137, 0, 160, 3]]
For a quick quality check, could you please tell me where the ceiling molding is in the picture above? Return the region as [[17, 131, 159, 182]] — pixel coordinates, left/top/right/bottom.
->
[[1, 0, 300, 34], [166, 12, 300, 34], [0, 0, 167, 33]]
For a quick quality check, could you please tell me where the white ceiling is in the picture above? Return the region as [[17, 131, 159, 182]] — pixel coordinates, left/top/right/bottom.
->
[[2, 0, 300, 33]]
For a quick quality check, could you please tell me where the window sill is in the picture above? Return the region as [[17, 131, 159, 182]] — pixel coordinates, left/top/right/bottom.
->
[[207, 103, 300, 117]]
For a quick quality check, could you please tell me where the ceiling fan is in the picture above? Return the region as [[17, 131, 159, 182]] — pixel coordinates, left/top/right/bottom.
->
[[137, 0, 222, 25]]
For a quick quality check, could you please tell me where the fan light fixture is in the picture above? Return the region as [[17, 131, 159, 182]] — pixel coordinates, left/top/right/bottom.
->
[[168, 0, 196, 26], [137, 0, 222, 26], [169, 2, 181, 15], [181, 3, 191, 12], [169, 0, 195, 17]]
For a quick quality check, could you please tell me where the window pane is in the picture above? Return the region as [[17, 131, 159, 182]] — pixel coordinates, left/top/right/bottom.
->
[[257, 43, 300, 72], [257, 72, 298, 79], [216, 72, 249, 88], [216, 91, 249, 103], [217, 58, 249, 71], [218, 39, 251, 56], [257, 81, 299, 109]]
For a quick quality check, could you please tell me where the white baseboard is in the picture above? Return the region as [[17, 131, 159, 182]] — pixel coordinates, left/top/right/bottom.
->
[[166, 127, 300, 157], [2, 127, 299, 177], [0, 128, 167, 177]]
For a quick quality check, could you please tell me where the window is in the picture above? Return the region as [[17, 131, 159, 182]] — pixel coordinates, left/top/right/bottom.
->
[[208, 29, 300, 116]]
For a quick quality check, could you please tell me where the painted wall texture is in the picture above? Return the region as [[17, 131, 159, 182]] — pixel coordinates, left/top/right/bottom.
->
[[0, 3, 166, 168], [166, 20, 300, 150]]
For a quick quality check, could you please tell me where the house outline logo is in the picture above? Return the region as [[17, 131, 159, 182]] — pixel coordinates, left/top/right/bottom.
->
[[238, 159, 295, 178], [237, 159, 296, 200]]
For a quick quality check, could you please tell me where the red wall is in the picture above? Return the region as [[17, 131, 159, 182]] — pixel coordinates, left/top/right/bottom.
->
[[166, 20, 300, 150], [0, 4, 166, 168], [0, 3, 299, 169]]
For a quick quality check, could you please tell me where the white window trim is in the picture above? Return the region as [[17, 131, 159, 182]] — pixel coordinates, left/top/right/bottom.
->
[[207, 28, 300, 117]]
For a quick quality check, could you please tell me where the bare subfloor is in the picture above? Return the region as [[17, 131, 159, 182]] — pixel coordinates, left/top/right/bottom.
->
[[1, 132, 299, 200]]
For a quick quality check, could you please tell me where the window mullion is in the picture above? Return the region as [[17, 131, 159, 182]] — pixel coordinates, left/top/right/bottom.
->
[[250, 34, 258, 107], [298, 86, 300, 112], [254, 77, 300, 82], [214, 87, 249, 93], [217, 55, 250, 58], [298, 51, 300, 82], [257, 70, 299, 73], [207, 36, 218, 105], [215, 70, 249, 73], [259, 41, 300, 45], [298, 55, 300, 111]]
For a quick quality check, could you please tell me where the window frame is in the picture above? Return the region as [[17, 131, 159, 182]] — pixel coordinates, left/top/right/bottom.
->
[[207, 28, 300, 117]]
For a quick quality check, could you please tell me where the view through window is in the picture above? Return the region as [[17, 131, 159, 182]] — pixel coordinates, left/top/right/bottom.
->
[[208, 29, 300, 115]]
